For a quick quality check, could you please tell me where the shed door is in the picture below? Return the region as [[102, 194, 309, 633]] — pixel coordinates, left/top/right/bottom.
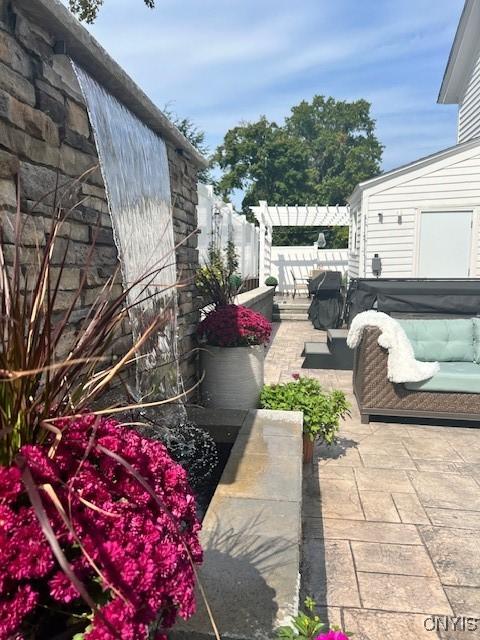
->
[[418, 210, 472, 277]]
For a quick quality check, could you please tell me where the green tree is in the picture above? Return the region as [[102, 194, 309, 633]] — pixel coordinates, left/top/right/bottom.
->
[[285, 96, 383, 204], [214, 96, 382, 246], [215, 117, 313, 221], [163, 107, 212, 183], [69, 0, 154, 23], [272, 226, 348, 249]]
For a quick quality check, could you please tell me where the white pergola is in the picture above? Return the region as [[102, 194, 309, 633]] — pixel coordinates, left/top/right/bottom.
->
[[250, 200, 351, 281]]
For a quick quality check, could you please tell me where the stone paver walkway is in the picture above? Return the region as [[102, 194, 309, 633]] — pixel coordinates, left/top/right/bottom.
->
[[265, 319, 480, 640]]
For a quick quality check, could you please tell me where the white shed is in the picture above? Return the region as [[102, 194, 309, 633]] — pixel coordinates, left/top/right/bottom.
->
[[349, 0, 480, 280], [348, 139, 480, 279]]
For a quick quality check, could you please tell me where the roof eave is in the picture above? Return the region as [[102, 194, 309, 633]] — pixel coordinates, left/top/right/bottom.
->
[[438, 0, 480, 105], [348, 138, 480, 201], [15, 0, 209, 169]]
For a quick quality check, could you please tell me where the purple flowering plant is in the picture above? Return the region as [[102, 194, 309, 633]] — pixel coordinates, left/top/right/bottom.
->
[[0, 415, 202, 640], [197, 304, 272, 348]]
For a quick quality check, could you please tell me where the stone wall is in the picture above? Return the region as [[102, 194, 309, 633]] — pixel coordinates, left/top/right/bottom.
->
[[237, 287, 275, 321], [0, 0, 201, 393]]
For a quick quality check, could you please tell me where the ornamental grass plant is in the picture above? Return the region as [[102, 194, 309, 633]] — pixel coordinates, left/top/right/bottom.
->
[[195, 241, 242, 309], [0, 172, 167, 467], [0, 174, 206, 640]]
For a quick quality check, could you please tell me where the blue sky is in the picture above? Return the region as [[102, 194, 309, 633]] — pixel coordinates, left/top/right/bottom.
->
[[81, 0, 464, 172]]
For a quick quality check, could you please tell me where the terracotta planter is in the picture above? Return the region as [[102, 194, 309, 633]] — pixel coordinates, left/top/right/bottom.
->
[[303, 434, 314, 464], [200, 344, 265, 409]]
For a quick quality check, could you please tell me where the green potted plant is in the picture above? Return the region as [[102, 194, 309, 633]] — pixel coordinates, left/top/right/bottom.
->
[[265, 275, 278, 291], [260, 375, 349, 463]]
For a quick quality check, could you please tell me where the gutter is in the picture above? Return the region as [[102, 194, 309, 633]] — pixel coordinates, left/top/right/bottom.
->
[[14, 0, 209, 169]]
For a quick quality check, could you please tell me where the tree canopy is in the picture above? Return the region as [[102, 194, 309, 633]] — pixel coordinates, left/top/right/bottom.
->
[[163, 107, 212, 183], [68, 0, 154, 23], [271, 226, 348, 248], [214, 95, 383, 245]]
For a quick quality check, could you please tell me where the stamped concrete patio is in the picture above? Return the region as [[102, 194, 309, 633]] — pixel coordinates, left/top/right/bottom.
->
[[265, 320, 480, 640]]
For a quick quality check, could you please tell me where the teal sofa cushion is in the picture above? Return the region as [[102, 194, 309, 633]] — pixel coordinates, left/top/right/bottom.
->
[[404, 362, 480, 394], [472, 318, 480, 363], [398, 319, 474, 362]]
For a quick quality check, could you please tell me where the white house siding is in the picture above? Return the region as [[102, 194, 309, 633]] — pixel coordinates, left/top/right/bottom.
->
[[459, 54, 480, 143], [362, 150, 480, 278]]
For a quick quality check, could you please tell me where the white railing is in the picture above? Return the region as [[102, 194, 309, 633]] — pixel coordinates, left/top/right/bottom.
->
[[197, 184, 259, 278], [270, 246, 348, 293]]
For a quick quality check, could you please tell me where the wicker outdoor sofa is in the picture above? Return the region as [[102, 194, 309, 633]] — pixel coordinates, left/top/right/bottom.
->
[[353, 326, 480, 424]]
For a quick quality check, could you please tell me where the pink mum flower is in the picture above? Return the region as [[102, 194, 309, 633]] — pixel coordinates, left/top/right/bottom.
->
[[0, 414, 202, 640], [315, 631, 350, 640], [0, 466, 22, 503], [197, 304, 272, 347]]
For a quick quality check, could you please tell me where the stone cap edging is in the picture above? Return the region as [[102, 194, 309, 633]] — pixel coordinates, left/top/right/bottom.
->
[[177, 408, 303, 639], [236, 286, 275, 307]]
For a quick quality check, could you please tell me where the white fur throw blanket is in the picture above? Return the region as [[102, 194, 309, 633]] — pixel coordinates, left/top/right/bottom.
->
[[347, 311, 439, 383]]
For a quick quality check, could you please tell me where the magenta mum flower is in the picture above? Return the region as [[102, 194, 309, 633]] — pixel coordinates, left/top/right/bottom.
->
[[197, 304, 272, 347], [0, 414, 202, 640], [315, 631, 350, 640]]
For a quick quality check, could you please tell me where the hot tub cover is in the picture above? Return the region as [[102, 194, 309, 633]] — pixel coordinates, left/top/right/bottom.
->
[[346, 278, 480, 324]]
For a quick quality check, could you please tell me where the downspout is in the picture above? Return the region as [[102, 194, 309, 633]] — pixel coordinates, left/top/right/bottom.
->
[[360, 192, 368, 277]]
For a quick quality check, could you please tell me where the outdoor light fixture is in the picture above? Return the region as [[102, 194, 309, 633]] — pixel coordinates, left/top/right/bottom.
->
[[372, 253, 382, 278], [54, 40, 67, 54], [378, 213, 383, 223], [398, 214, 402, 224], [317, 232, 326, 249]]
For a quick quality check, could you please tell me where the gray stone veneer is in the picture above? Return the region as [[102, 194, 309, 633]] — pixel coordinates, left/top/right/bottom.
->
[[0, 0, 205, 391]]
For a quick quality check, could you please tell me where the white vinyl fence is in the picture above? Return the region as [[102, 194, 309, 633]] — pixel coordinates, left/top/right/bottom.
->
[[270, 246, 348, 293], [197, 184, 259, 278]]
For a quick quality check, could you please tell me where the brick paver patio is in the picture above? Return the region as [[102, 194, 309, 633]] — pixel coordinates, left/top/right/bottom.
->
[[265, 319, 480, 640]]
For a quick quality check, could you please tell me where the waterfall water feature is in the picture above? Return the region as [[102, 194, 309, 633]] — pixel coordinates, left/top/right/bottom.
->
[[73, 65, 219, 489], [73, 64, 185, 425]]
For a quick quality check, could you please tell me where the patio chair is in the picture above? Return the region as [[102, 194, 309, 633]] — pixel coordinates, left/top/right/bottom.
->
[[290, 270, 309, 299]]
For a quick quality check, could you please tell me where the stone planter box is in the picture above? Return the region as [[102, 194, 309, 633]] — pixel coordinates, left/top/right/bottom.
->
[[200, 344, 264, 409], [175, 408, 303, 640]]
